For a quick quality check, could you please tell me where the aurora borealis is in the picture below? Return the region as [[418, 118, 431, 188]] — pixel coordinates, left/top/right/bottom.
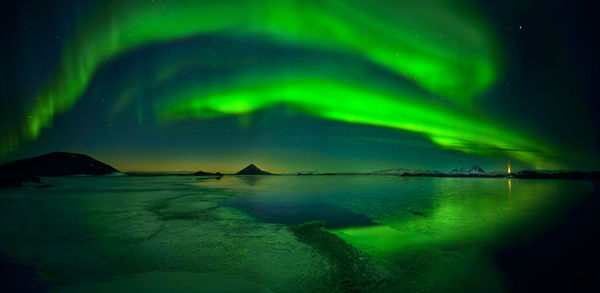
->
[[2, 2, 600, 291], [1, 0, 599, 171]]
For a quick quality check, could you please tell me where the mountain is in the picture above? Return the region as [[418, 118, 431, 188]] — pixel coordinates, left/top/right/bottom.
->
[[236, 164, 271, 175], [0, 152, 119, 187], [452, 165, 485, 175]]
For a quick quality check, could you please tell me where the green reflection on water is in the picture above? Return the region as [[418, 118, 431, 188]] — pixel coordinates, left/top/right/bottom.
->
[[329, 179, 590, 257]]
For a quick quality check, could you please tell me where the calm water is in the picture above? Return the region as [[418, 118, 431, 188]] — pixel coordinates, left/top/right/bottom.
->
[[0, 175, 597, 292]]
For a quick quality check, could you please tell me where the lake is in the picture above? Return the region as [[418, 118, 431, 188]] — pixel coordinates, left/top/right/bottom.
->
[[0, 175, 598, 292]]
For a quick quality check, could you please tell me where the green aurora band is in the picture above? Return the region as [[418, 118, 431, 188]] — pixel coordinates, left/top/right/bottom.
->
[[3, 0, 563, 168], [157, 77, 554, 168]]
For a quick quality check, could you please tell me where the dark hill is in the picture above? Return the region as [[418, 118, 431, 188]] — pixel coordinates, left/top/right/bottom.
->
[[0, 152, 119, 187], [235, 164, 271, 175], [193, 171, 222, 176]]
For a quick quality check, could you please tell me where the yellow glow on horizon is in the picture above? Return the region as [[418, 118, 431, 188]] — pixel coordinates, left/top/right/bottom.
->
[[93, 152, 288, 174]]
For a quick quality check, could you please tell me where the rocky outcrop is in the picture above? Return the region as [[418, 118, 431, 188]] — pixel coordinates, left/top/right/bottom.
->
[[193, 171, 222, 177]]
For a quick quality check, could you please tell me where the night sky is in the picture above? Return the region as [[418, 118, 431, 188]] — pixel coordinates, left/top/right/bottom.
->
[[1, 0, 598, 173]]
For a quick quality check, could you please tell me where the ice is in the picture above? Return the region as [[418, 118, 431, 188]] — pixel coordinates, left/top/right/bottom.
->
[[0, 177, 338, 292], [58, 271, 274, 293], [0, 175, 595, 292]]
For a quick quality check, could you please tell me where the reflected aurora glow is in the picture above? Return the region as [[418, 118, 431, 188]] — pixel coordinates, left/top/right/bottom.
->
[[329, 179, 585, 256]]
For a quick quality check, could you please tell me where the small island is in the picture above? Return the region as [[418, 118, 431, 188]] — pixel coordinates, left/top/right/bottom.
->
[[235, 164, 272, 175]]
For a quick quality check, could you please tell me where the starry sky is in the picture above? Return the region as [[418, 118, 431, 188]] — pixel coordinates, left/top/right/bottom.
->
[[1, 0, 598, 173]]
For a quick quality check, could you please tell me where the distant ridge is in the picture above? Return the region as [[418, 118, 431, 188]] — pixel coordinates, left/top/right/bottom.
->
[[0, 152, 119, 187], [513, 170, 600, 180], [297, 166, 495, 177], [193, 170, 222, 177], [236, 164, 271, 175], [452, 165, 485, 175], [295, 167, 599, 180]]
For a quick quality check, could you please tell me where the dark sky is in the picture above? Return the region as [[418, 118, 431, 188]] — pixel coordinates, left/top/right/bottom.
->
[[1, 0, 598, 173]]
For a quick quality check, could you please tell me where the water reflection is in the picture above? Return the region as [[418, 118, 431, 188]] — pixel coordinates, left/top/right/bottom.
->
[[234, 175, 265, 186], [330, 178, 591, 258], [190, 175, 595, 291]]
